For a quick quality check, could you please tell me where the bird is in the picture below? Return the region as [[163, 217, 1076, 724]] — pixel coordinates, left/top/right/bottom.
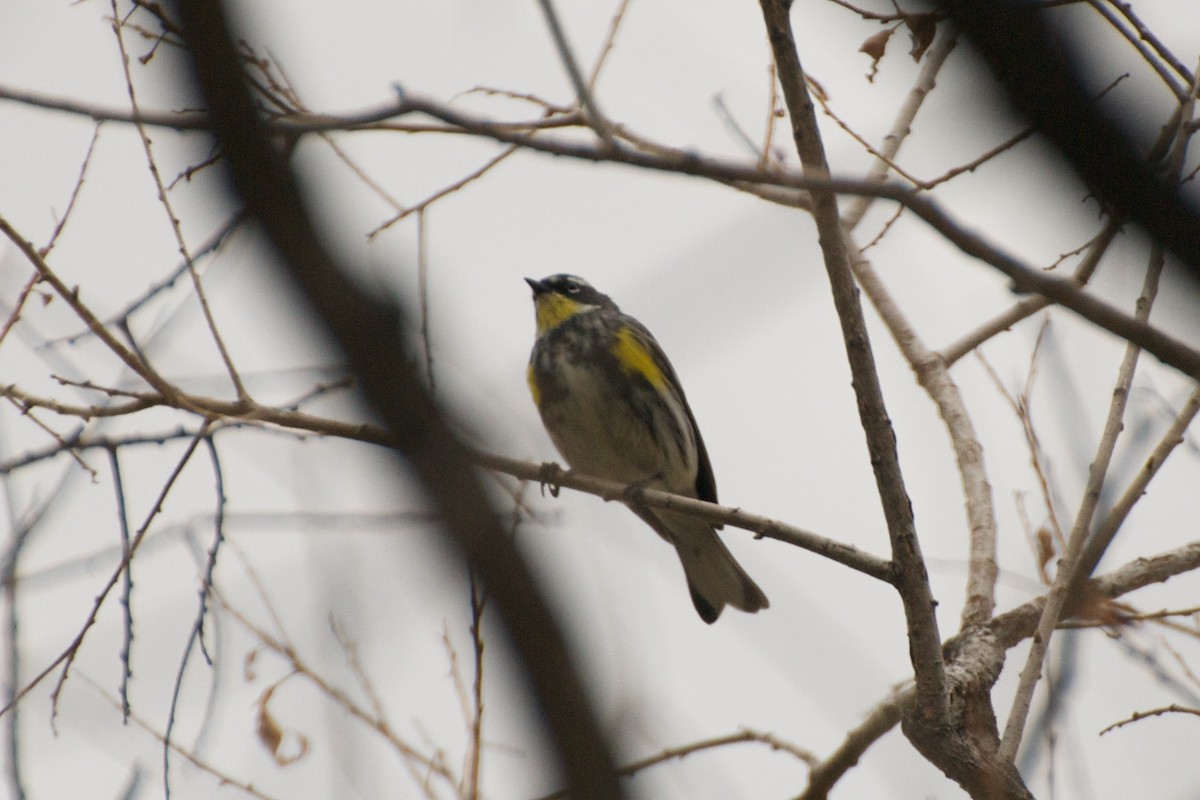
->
[[524, 273, 769, 623]]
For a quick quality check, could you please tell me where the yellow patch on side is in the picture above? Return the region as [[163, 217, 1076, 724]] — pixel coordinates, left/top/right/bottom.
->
[[527, 362, 541, 407], [611, 327, 666, 390], [534, 294, 584, 333]]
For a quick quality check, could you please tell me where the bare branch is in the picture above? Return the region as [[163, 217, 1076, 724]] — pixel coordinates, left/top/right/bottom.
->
[[105, 448, 135, 723], [535, 0, 613, 143], [940, 218, 1120, 366], [847, 234, 1000, 627], [758, 0, 945, 727], [798, 687, 906, 800], [481, 453, 894, 582], [1075, 385, 1200, 584]]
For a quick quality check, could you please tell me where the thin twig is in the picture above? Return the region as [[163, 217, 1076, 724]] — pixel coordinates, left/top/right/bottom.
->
[[1, 396, 96, 480], [759, 55, 782, 170], [109, 0, 248, 401], [40, 123, 104, 259], [940, 218, 1120, 366], [216, 594, 460, 788], [1098, 703, 1200, 735], [464, 570, 487, 800], [0, 273, 40, 350], [976, 324, 1067, 553], [105, 447, 136, 723], [163, 434, 227, 799], [100, 211, 246, 335], [0, 214, 176, 398], [535, 0, 614, 143], [842, 25, 957, 230], [587, 0, 633, 94], [998, 64, 1199, 763], [369, 145, 517, 238], [1087, 0, 1190, 98]]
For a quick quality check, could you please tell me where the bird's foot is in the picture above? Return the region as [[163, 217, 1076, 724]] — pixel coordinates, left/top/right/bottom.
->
[[537, 461, 566, 497], [617, 474, 660, 506]]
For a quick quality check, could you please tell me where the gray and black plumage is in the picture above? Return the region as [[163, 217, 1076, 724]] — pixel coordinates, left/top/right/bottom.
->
[[525, 274, 769, 623]]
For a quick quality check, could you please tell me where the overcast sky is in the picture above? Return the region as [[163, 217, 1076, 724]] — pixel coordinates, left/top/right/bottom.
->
[[3, 2, 1200, 799]]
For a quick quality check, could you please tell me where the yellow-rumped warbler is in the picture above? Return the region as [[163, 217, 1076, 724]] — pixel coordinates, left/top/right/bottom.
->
[[525, 274, 769, 623]]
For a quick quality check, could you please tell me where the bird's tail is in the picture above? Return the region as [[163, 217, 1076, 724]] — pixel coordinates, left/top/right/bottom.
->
[[633, 507, 769, 624]]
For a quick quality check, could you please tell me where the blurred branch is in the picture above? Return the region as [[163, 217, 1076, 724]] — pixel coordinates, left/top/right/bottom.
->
[[935, 0, 1200, 286], [167, 3, 623, 798]]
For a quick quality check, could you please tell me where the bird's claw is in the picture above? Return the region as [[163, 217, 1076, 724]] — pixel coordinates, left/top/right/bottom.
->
[[618, 475, 657, 507], [537, 461, 565, 498]]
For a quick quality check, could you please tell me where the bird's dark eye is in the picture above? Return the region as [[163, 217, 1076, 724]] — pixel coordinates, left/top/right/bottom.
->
[[564, 281, 581, 294]]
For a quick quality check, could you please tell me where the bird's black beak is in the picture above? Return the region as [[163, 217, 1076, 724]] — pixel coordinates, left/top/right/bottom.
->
[[525, 277, 548, 295]]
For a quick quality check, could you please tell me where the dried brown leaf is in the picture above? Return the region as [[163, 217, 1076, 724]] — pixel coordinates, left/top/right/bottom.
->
[[859, 27, 894, 83], [905, 13, 938, 62], [1035, 525, 1055, 584], [1074, 586, 1131, 628], [255, 683, 311, 766], [256, 687, 283, 755]]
